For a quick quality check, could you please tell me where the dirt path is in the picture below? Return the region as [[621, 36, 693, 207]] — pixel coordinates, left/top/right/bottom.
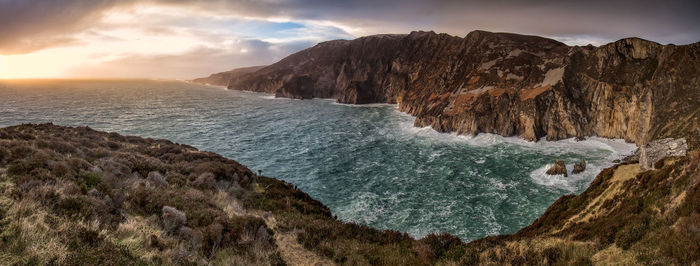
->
[[255, 212, 336, 266]]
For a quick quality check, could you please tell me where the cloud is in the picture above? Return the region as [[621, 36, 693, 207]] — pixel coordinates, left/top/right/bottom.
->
[[0, 0, 125, 54], [68, 39, 314, 79], [0, 0, 698, 78], [2, 0, 698, 55]]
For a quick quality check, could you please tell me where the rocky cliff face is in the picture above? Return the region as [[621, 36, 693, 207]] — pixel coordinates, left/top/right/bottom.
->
[[221, 31, 700, 145], [190, 65, 266, 86]]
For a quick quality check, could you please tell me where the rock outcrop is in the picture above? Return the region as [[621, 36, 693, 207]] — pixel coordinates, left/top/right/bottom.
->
[[572, 159, 586, 174], [546, 160, 568, 177], [215, 30, 700, 146], [190, 65, 266, 86], [639, 138, 688, 169]]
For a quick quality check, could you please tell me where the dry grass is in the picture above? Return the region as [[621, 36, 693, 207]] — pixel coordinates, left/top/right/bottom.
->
[[1, 123, 698, 265]]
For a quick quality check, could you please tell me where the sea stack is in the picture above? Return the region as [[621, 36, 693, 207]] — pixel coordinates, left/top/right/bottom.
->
[[572, 159, 586, 174], [546, 160, 568, 177]]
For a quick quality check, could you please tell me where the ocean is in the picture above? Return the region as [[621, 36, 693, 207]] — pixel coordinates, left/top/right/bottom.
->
[[0, 79, 636, 241]]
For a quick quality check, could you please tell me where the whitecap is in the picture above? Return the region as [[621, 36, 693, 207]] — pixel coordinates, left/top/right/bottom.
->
[[529, 161, 603, 192], [333, 102, 398, 108]]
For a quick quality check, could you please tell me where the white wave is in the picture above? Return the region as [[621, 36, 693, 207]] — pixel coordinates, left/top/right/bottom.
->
[[333, 102, 398, 108], [335, 191, 383, 225], [530, 161, 609, 192], [393, 112, 636, 160], [195, 84, 229, 90]]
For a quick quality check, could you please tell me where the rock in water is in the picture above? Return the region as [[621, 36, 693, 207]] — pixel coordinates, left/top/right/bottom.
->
[[162, 206, 187, 234], [546, 160, 568, 177], [572, 159, 586, 174]]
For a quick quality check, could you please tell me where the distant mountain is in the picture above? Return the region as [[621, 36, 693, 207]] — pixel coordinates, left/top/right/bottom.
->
[[190, 65, 266, 86], [209, 30, 699, 147]]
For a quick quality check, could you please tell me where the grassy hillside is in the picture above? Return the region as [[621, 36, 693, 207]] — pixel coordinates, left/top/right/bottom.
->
[[0, 124, 697, 265]]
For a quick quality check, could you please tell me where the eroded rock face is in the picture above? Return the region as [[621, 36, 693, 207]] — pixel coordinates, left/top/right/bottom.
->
[[573, 159, 586, 174], [220, 30, 700, 145], [639, 138, 688, 169], [546, 160, 568, 177]]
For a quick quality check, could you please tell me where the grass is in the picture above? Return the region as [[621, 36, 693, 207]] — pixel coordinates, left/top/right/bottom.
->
[[0, 123, 698, 265]]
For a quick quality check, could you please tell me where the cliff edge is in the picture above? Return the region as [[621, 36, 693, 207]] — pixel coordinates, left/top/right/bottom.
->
[[215, 31, 700, 146]]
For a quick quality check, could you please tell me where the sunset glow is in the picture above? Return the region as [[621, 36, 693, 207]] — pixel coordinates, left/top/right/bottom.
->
[[0, 0, 698, 79]]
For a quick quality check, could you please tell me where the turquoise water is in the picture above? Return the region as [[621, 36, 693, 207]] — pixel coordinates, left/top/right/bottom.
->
[[0, 79, 635, 241]]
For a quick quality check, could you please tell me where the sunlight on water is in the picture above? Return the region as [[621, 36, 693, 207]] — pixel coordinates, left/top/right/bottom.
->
[[0, 79, 636, 241]]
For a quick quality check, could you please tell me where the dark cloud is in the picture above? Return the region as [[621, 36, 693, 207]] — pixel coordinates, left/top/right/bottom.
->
[[0, 0, 128, 53], [1, 0, 698, 53], [247, 0, 700, 45]]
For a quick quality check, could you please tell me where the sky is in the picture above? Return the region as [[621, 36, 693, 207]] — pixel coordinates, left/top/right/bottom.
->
[[0, 0, 698, 79]]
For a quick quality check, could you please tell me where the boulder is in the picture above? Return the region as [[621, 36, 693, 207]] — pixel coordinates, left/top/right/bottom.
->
[[162, 206, 187, 234], [546, 160, 568, 177], [147, 171, 168, 187], [572, 159, 586, 174]]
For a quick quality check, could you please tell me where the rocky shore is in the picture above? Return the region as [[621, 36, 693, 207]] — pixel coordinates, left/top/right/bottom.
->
[[193, 30, 699, 148]]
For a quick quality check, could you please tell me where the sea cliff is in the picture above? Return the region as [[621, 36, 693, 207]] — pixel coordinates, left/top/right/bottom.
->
[[195, 30, 700, 146]]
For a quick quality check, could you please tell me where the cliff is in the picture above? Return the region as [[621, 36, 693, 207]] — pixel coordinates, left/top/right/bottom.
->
[[190, 65, 266, 86], [1, 124, 698, 264], [221, 31, 700, 146]]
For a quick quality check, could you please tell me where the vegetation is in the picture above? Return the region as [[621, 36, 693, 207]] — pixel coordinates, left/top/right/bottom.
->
[[0, 123, 698, 265]]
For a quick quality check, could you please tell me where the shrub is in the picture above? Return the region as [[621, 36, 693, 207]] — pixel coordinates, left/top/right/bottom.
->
[[193, 172, 215, 190], [542, 246, 561, 263], [9, 144, 34, 160], [268, 251, 287, 266], [50, 161, 71, 178], [0, 145, 8, 163], [7, 160, 27, 176], [129, 185, 165, 214], [660, 214, 700, 263], [62, 226, 142, 265], [79, 172, 102, 190], [132, 156, 167, 177], [105, 141, 120, 150], [55, 196, 93, 218], [165, 171, 186, 187], [69, 158, 91, 172], [26, 150, 52, 170], [162, 206, 187, 234], [36, 140, 76, 154], [147, 171, 168, 187], [420, 233, 464, 260]]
